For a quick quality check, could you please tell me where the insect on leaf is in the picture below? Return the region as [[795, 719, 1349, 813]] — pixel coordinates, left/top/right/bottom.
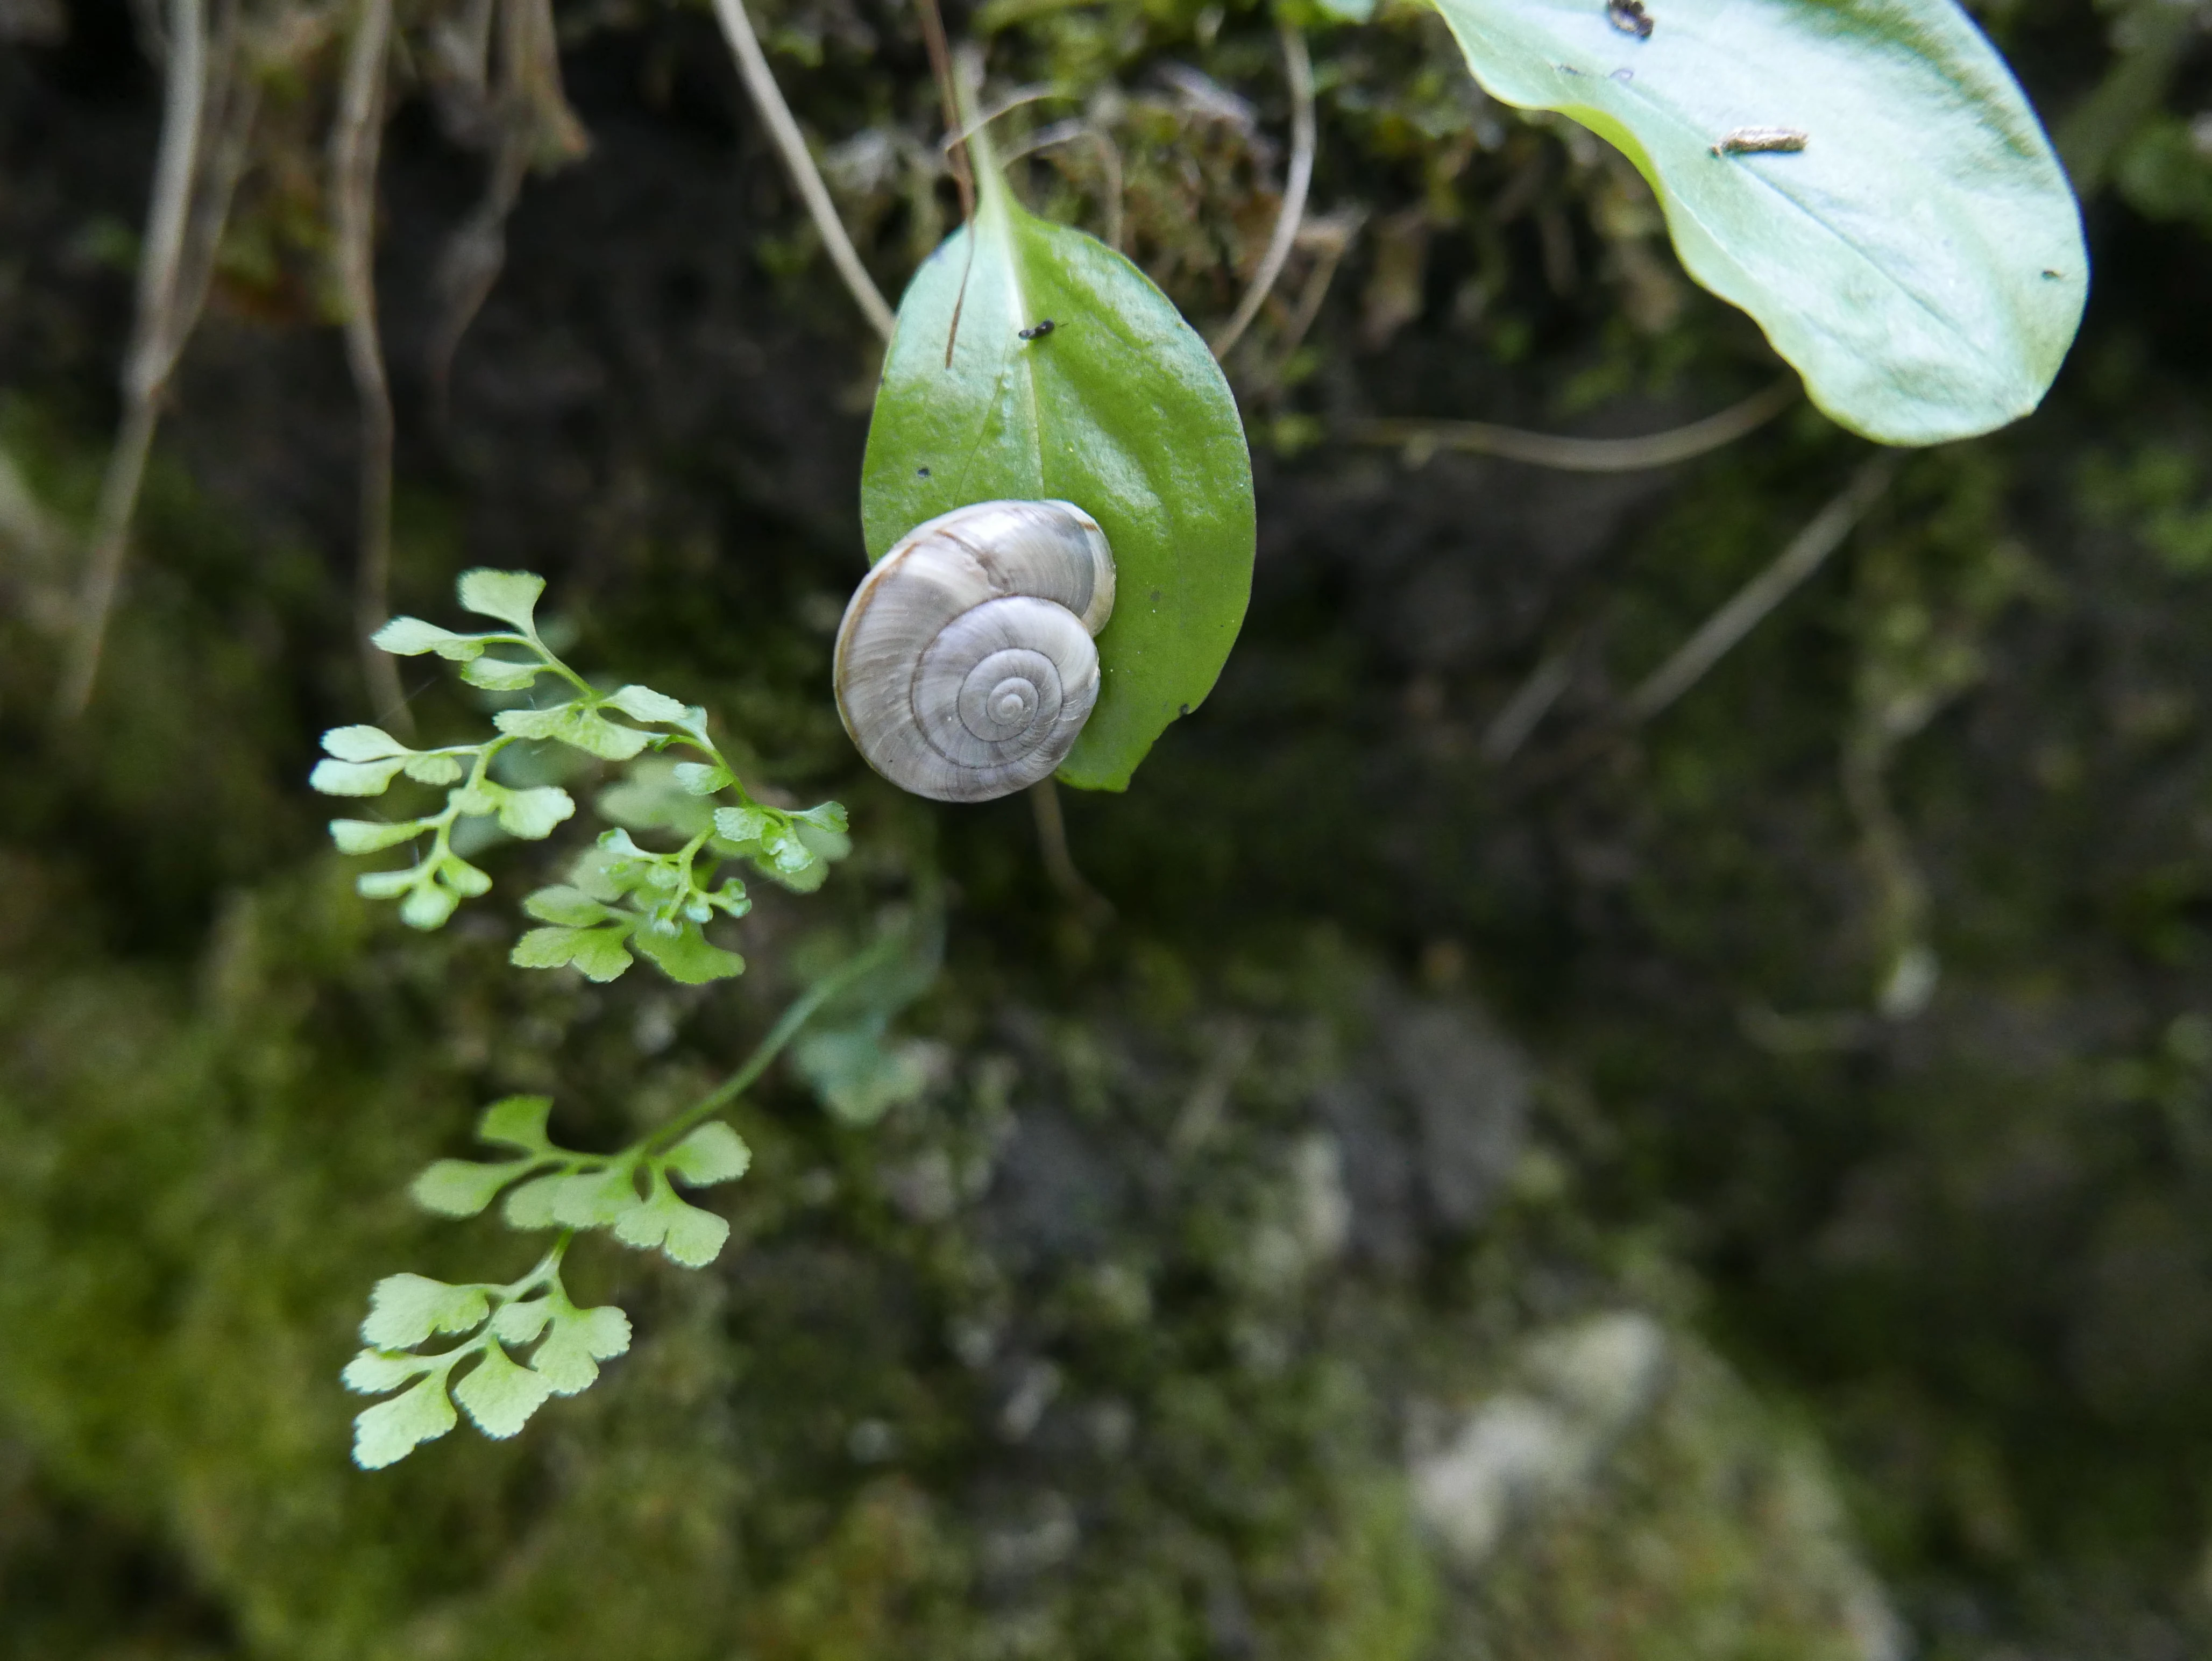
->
[[859, 105, 1256, 792], [1426, 0, 2087, 444]]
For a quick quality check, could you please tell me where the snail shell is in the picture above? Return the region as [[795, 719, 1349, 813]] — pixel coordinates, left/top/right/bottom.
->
[[834, 499, 1116, 804]]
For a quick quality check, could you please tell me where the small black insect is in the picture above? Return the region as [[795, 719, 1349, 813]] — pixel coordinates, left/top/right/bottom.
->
[[1607, 0, 1654, 39], [917, 466, 931, 477], [1017, 319, 1057, 340]]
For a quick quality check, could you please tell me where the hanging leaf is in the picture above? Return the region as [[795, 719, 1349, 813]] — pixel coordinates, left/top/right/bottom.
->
[[1428, 0, 2087, 444], [859, 107, 1256, 792]]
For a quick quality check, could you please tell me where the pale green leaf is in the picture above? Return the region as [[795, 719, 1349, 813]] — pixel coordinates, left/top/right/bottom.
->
[[566, 925, 636, 982], [329, 818, 423, 854], [550, 1166, 646, 1229], [495, 705, 653, 761], [791, 818, 852, 863], [409, 1157, 528, 1218], [456, 569, 546, 630], [795, 1025, 933, 1127], [490, 1297, 555, 1346], [399, 882, 461, 930], [662, 1121, 751, 1186], [435, 855, 493, 898], [860, 116, 1254, 793], [600, 775, 715, 837], [491, 706, 570, 743], [513, 926, 582, 970], [1426, 0, 2086, 443], [360, 1273, 489, 1348], [671, 762, 733, 796], [605, 684, 690, 724], [310, 757, 408, 797], [341, 1348, 435, 1395], [400, 753, 466, 785], [494, 785, 575, 840], [611, 1186, 731, 1266], [531, 1303, 632, 1395], [502, 1174, 566, 1230], [478, 1094, 554, 1151], [373, 616, 486, 658], [322, 725, 413, 762], [451, 1342, 553, 1439], [352, 1373, 458, 1468], [762, 842, 830, 894], [629, 921, 746, 986], [658, 1199, 732, 1268], [356, 868, 423, 900], [459, 654, 549, 691], [795, 801, 848, 834], [713, 805, 775, 848], [522, 885, 614, 928]]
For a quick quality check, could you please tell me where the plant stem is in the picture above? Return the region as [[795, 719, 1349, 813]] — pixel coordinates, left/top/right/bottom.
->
[[706, 0, 896, 340], [642, 934, 900, 1154], [1210, 19, 1314, 361], [1343, 377, 1799, 473], [332, 0, 409, 734], [54, 0, 207, 723]]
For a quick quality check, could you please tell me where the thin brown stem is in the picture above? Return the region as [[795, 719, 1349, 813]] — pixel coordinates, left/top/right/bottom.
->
[[1621, 457, 1894, 724], [708, 0, 896, 340], [914, 0, 972, 225], [55, 0, 208, 722], [1344, 376, 1800, 474], [1209, 19, 1313, 362], [1259, 208, 1362, 386], [1029, 777, 1112, 922], [332, 0, 410, 732]]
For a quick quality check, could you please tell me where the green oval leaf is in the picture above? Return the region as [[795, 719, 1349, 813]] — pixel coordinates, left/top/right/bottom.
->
[[1427, 0, 2087, 444], [859, 118, 1256, 792]]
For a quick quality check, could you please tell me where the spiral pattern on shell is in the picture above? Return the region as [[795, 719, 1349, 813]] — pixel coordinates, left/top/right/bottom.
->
[[834, 500, 1117, 803]]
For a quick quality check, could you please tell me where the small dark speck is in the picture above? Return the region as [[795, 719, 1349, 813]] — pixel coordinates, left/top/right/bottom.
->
[[1607, 0, 1654, 37], [917, 466, 931, 477], [2040, 269, 2062, 280], [1178, 704, 1192, 717], [1018, 319, 1057, 340], [1149, 589, 1162, 602]]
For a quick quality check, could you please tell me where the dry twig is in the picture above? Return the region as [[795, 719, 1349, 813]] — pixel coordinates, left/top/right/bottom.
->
[[1209, 20, 1314, 362], [1344, 377, 1800, 473], [54, 0, 207, 721], [1029, 778, 1114, 922], [708, 0, 896, 340], [331, 0, 409, 730], [425, 0, 590, 411]]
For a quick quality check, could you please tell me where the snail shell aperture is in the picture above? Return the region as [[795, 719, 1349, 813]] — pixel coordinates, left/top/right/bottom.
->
[[834, 499, 1116, 803]]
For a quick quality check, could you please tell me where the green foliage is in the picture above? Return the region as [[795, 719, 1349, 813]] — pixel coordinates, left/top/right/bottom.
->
[[407, 1094, 751, 1268], [304, 570, 924, 1466], [311, 570, 849, 978], [1427, 0, 2087, 444], [858, 89, 1256, 794], [341, 1248, 633, 1469]]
